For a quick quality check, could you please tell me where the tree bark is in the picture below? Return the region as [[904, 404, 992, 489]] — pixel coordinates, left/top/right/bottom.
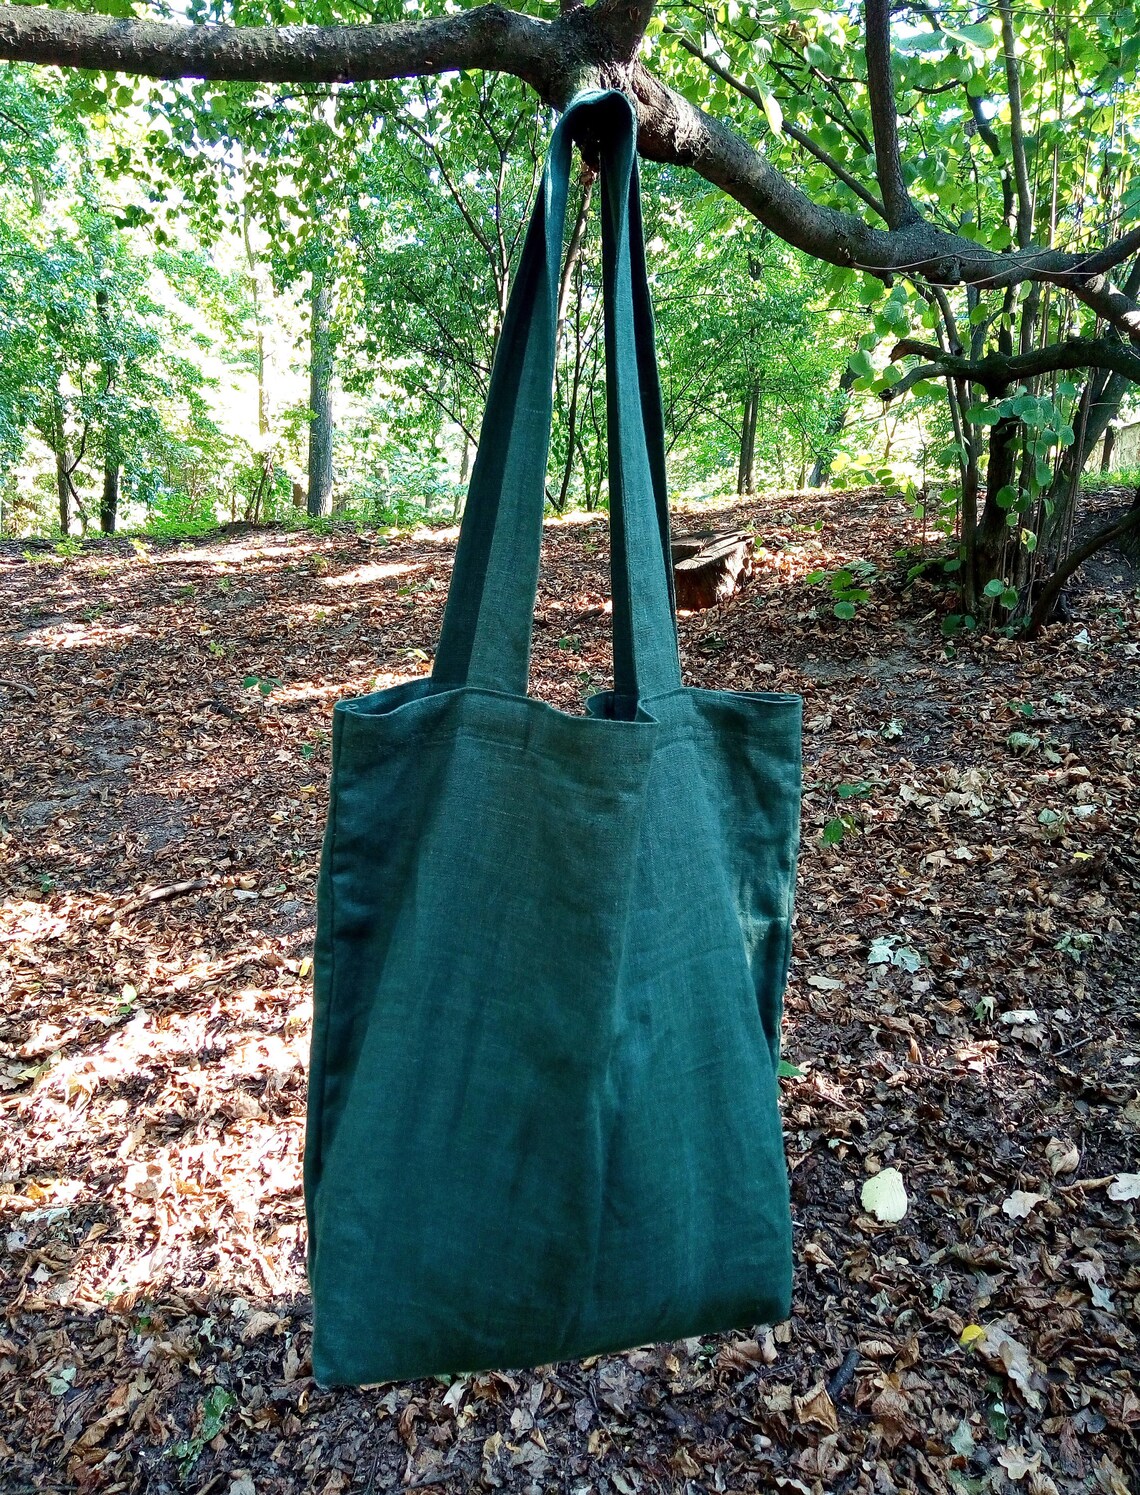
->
[[863, 0, 919, 228], [1100, 424, 1117, 473], [1043, 369, 1128, 549], [101, 459, 120, 535], [55, 448, 71, 536], [95, 285, 120, 534], [672, 530, 753, 609], [737, 381, 759, 495], [973, 415, 1020, 588], [307, 254, 334, 519], [242, 198, 270, 440]]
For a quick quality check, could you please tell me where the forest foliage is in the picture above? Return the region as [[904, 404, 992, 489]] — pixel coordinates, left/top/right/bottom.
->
[[0, 62, 864, 540], [2, 0, 1140, 634]]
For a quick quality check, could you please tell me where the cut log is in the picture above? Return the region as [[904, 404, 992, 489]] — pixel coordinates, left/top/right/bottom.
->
[[672, 529, 753, 610]]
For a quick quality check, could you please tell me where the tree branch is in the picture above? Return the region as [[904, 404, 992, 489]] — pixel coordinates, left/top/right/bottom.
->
[[0, 3, 565, 87], [863, 0, 918, 227], [668, 30, 887, 221], [887, 334, 1140, 398], [998, 0, 1033, 248]]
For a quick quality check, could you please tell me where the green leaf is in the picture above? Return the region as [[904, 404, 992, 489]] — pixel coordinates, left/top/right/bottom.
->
[[777, 1058, 805, 1079], [1000, 586, 1019, 609], [947, 20, 998, 47], [201, 1387, 235, 1441], [833, 599, 857, 620], [983, 578, 1006, 597], [966, 404, 1000, 425], [822, 817, 847, 845]]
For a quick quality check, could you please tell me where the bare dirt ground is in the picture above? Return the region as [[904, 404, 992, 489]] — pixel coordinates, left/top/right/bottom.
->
[[1, 487, 1137, 1495]]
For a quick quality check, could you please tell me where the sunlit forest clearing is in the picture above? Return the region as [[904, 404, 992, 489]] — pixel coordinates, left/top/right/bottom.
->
[[2, 0, 1140, 1485]]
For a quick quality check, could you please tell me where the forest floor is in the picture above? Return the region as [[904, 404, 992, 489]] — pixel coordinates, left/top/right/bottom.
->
[[1, 486, 1138, 1495]]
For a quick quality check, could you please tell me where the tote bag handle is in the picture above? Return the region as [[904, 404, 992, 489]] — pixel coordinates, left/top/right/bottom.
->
[[431, 90, 682, 707]]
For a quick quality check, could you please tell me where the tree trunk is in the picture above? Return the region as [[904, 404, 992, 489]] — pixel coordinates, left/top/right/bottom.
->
[[56, 448, 71, 536], [307, 253, 334, 518], [973, 414, 1020, 589], [737, 381, 759, 496], [95, 286, 120, 534], [51, 389, 78, 536], [242, 200, 271, 441], [1024, 493, 1140, 637], [100, 457, 120, 534], [808, 362, 858, 488], [672, 530, 753, 609], [557, 271, 588, 513], [1101, 424, 1116, 473]]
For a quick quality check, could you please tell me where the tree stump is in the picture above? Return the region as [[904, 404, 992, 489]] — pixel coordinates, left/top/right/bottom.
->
[[671, 529, 753, 610]]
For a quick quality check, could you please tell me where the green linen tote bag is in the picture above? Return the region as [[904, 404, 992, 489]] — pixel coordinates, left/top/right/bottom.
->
[[305, 89, 801, 1388]]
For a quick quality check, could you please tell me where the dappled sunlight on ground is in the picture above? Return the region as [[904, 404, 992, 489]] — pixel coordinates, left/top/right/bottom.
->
[[320, 559, 420, 588]]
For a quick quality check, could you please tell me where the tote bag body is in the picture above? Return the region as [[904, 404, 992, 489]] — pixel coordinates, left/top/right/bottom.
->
[[305, 90, 801, 1387]]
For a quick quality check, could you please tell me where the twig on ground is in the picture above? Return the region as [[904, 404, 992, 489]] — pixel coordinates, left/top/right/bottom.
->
[[0, 677, 37, 699], [118, 877, 211, 916], [1054, 1034, 1097, 1058]]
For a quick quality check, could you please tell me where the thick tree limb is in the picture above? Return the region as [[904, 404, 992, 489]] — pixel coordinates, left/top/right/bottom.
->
[[863, 0, 918, 227], [3, 0, 1140, 306], [887, 334, 1140, 397], [0, 3, 563, 88]]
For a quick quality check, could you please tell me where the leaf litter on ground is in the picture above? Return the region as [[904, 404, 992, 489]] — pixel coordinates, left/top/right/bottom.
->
[[1, 486, 1138, 1492]]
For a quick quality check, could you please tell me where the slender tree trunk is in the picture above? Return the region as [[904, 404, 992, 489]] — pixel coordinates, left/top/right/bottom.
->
[[556, 175, 593, 342], [51, 389, 75, 535], [974, 414, 1020, 588], [1101, 424, 1116, 473], [242, 202, 271, 441], [1025, 493, 1140, 637], [56, 449, 71, 536], [49, 391, 83, 538], [737, 381, 759, 495], [746, 385, 759, 494], [959, 389, 981, 616], [307, 253, 334, 518], [101, 460, 120, 534], [809, 362, 857, 488], [95, 287, 120, 534], [557, 271, 588, 512]]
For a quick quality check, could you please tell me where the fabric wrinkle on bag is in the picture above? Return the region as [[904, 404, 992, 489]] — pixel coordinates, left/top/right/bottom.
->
[[305, 89, 803, 1387]]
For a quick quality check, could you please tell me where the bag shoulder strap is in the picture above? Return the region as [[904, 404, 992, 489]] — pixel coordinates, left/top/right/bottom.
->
[[431, 90, 681, 705]]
